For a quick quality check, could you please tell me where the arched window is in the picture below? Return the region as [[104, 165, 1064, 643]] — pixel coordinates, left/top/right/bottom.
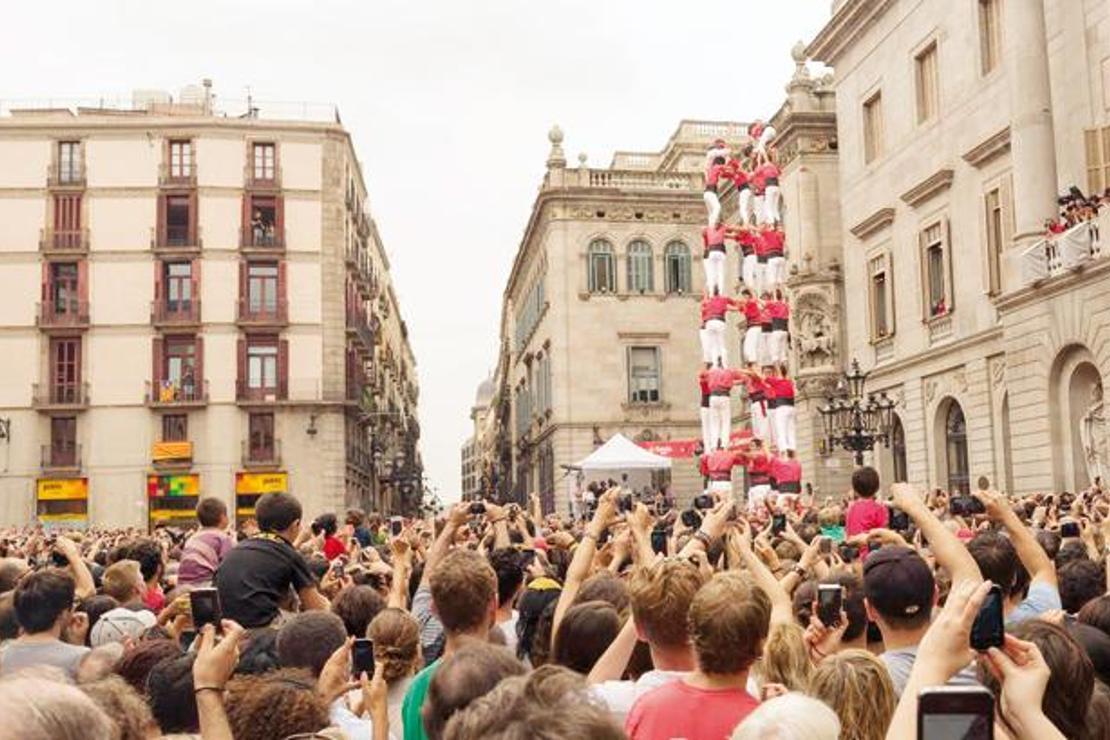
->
[[945, 402, 969, 494], [587, 240, 615, 293], [664, 241, 692, 294], [627, 240, 654, 293], [891, 415, 907, 483]]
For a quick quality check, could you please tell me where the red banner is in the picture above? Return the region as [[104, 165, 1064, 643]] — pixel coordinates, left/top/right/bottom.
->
[[639, 429, 752, 459]]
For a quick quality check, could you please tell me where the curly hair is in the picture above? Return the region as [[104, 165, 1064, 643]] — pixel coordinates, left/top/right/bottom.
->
[[81, 675, 158, 740], [114, 638, 182, 695], [225, 668, 330, 740]]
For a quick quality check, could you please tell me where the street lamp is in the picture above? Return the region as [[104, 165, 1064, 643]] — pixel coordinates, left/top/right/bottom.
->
[[818, 358, 896, 466]]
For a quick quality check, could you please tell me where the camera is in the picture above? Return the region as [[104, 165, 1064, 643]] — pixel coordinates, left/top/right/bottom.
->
[[618, 493, 634, 514], [681, 509, 703, 529], [949, 496, 985, 517], [469, 501, 486, 516], [693, 494, 714, 510]]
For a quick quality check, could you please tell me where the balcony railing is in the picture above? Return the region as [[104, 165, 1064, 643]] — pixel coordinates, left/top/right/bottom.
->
[[46, 163, 86, 189], [151, 225, 203, 251], [158, 162, 197, 187], [236, 379, 289, 403], [36, 300, 90, 329], [242, 439, 282, 468], [580, 168, 702, 191], [241, 226, 286, 250], [145, 379, 209, 407], [151, 299, 201, 326], [237, 298, 289, 326], [32, 382, 89, 409], [1017, 218, 1105, 286], [244, 166, 283, 190], [41, 444, 81, 471], [39, 227, 89, 253]]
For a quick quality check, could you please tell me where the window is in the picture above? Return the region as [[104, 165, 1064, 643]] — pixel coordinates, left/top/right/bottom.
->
[[53, 194, 82, 234], [915, 42, 939, 123], [513, 270, 546, 352], [163, 337, 197, 389], [628, 346, 661, 404], [920, 221, 951, 318], [247, 340, 279, 390], [868, 253, 893, 339], [587, 240, 615, 293], [248, 413, 275, 460], [891, 416, 907, 483], [979, 0, 1002, 75], [165, 262, 194, 312], [627, 240, 654, 293], [252, 143, 276, 182], [50, 338, 81, 402], [57, 141, 81, 183], [247, 195, 279, 247], [169, 140, 193, 179], [945, 402, 970, 495], [165, 195, 193, 245], [542, 351, 553, 412], [863, 92, 884, 164], [50, 263, 79, 315], [247, 263, 279, 315], [50, 417, 77, 466], [1084, 126, 1110, 195], [162, 414, 188, 442], [664, 241, 692, 294]]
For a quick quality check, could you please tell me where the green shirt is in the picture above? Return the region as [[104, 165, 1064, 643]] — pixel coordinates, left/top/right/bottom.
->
[[401, 658, 440, 740], [820, 524, 845, 543]]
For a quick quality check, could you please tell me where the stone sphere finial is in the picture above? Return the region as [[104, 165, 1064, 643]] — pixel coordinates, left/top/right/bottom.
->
[[546, 125, 566, 170], [548, 125, 564, 144], [578, 152, 587, 165], [791, 40, 807, 63]]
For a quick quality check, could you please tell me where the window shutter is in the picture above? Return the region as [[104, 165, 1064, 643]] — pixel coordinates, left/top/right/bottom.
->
[[238, 260, 247, 314], [195, 336, 204, 384], [944, 217, 954, 311], [887, 250, 896, 335], [1001, 174, 1015, 246], [278, 260, 288, 319], [156, 194, 166, 247], [236, 338, 246, 395], [241, 194, 250, 246], [190, 258, 200, 311], [152, 337, 163, 385], [77, 260, 88, 304], [918, 228, 928, 320], [278, 338, 290, 400], [153, 260, 164, 302], [275, 196, 285, 245], [189, 190, 199, 245], [625, 345, 632, 403], [41, 262, 50, 302]]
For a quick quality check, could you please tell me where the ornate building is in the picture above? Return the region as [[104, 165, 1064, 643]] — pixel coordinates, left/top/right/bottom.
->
[[0, 84, 421, 528], [799, 0, 1110, 494], [490, 121, 747, 513]]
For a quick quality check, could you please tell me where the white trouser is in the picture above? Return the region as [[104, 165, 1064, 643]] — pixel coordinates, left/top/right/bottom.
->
[[748, 484, 771, 511], [754, 259, 767, 294], [764, 185, 781, 224], [703, 190, 721, 227], [743, 326, 762, 365], [705, 318, 727, 367], [700, 406, 712, 452], [758, 330, 773, 367], [703, 250, 726, 295], [770, 330, 789, 365], [767, 256, 786, 289], [774, 404, 797, 451], [753, 194, 767, 225], [742, 253, 758, 291], [708, 480, 733, 496], [708, 394, 731, 450], [750, 398, 770, 441], [738, 188, 754, 226], [699, 327, 712, 364]]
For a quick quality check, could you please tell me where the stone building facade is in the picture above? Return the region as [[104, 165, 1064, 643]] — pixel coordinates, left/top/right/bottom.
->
[[800, 0, 1110, 495], [490, 121, 748, 513], [0, 86, 420, 528]]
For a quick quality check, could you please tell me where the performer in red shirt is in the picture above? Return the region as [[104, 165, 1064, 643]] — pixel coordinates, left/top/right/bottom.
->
[[739, 290, 763, 367], [745, 439, 772, 510], [698, 373, 712, 453], [702, 222, 729, 295], [770, 448, 803, 504], [699, 361, 748, 451], [756, 160, 782, 226], [700, 288, 739, 368], [752, 227, 773, 295], [730, 159, 754, 227], [733, 226, 760, 292], [766, 289, 790, 366], [702, 444, 748, 496], [764, 364, 796, 452], [761, 225, 786, 291], [749, 120, 777, 164], [698, 298, 712, 367], [757, 293, 774, 368], [703, 139, 730, 227], [739, 369, 771, 442]]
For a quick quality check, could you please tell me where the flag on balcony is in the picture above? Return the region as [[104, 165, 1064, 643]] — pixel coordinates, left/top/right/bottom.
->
[[147, 473, 199, 498]]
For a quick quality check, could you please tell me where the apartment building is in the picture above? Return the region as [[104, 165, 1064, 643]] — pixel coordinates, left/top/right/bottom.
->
[[800, 0, 1110, 494], [0, 85, 420, 529]]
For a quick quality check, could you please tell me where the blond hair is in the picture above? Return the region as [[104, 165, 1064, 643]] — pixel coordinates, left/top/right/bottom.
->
[[731, 692, 840, 740], [757, 622, 812, 691], [688, 572, 771, 675], [101, 560, 142, 602], [808, 649, 896, 740], [819, 506, 842, 527], [628, 559, 707, 648], [367, 607, 421, 683]]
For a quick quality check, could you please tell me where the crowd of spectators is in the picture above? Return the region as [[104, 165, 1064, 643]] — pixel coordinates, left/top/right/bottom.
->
[[1045, 186, 1109, 235], [1, 473, 1109, 738]]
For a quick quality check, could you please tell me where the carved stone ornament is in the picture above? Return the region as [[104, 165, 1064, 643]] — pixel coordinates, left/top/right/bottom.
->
[[924, 380, 939, 404], [793, 291, 837, 370], [990, 359, 1006, 388]]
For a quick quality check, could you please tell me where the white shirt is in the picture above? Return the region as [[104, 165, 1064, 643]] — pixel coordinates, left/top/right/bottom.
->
[[499, 610, 520, 656], [589, 669, 687, 727]]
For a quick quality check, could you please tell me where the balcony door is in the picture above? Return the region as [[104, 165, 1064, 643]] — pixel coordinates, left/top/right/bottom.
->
[[50, 263, 79, 315], [50, 417, 77, 466], [165, 262, 194, 314], [163, 337, 197, 398], [249, 412, 275, 461], [247, 263, 279, 316], [50, 338, 81, 402]]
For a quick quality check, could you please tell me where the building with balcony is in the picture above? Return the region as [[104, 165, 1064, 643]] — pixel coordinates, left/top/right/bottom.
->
[[0, 83, 420, 528], [795, 0, 1110, 495], [486, 121, 745, 513]]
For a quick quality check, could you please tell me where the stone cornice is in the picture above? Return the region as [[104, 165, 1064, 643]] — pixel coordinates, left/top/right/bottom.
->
[[862, 326, 1004, 382], [900, 168, 954, 209], [806, 0, 895, 64], [961, 127, 1011, 169], [849, 207, 895, 240]]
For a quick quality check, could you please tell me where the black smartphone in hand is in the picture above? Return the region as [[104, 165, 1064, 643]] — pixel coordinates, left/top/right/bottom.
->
[[772, 514, 787, 535], [969, 584, 1004, 651], [189, 588, 222, 632], [918, 686, 994, 740], [816, 584, 843, 627], [352, 638, 374, 676]]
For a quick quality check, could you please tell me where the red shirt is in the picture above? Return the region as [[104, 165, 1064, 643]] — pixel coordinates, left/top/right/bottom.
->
[[702, 224, 727, 248], [758, 306, 772, 328], [756, 163, 781, 182], [772, 457, 802, 485], [705, 162, 728, 187], [706, 366, 742, 393], [323, 535, 346, 561], [626, 680, 759, 740], [846, 498, 889, 539], [143, 586, 166, 613], [767, 300, 789, 320], [743, 375, 767, 399], [747, 453, 771, 479], [742, 299, 761, 324], [698, 376, 710, 398], [736, 229, 759, 254], [730, 164, 750, 188], [702, 294, 733, 321], [761, 228, 785, 254], [764, 376, 794, 401], [704, 448, 744, 479]]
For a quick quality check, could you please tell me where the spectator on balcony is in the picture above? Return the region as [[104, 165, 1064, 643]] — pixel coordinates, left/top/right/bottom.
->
[[251, 209, 266, 245], [181, 365, 196, 402]]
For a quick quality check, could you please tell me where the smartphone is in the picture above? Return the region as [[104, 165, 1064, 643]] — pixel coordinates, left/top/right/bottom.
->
[[332, 558, 346, 577], [969, 584, 1005, 651], [618, 494, 634, 514], [681, 509, 702, 529], [693, 494, 714, 511], [650, 527, 668, 555], [818, 537, 832, 555], [772, 514, 787, 535], [189, 588, 222, 632], [889, 508, 910, 531], [1061, 521, 1081, 538], [390, 516, 403, 537], [469, 501, 486, 516], [917, 686, 994, 740], [351, 638, 375, 677], [840, 543, 859, 563], [817, 584, 843, 627]]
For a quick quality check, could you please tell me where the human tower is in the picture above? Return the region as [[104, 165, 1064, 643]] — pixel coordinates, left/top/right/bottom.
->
[[696, 122, 801, 510]]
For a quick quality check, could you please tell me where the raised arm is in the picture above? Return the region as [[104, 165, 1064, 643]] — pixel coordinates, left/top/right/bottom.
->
[[55, 536, 94, 600], [420, 503, 471, 588], [552, 489, 617, 638], [728, 520, 793, 626], [891, 483, 982, 585], [974, 489, 1056, 588]]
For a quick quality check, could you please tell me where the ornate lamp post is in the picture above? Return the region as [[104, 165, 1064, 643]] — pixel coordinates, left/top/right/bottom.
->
[[818, 358, 896, 466]]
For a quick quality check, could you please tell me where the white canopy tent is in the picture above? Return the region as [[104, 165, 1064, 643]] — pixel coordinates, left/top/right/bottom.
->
[[574, 433, 672, 472]]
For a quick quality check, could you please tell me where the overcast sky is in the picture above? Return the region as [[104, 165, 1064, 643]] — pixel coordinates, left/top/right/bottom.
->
[[6, 0, 832, 502]]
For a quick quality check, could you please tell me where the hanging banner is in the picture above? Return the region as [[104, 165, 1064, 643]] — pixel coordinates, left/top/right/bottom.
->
[[37, 478, 89, 501], [638, 429, 751, 459], [235, 472, 288, 495], [147, 474, 200, 498], [152, 441, 193, 463]]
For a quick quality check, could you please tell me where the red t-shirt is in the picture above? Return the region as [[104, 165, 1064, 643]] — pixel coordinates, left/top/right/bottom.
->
[[323, 535, 346, 561], [742, 299, 761, 324], [704, 448, 743, 479], [846, 498, 889, 538], [764, 376, 794, 401], [767, 300, 789, 320], [706, 367, 741, 393], [761, 228, 785, 253], [703, 224, 727, 247], [703, 294, 732, 320], [626, 680, 759, 740]]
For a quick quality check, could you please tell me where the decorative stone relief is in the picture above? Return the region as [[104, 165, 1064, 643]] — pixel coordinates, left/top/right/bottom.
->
[[924, 380, 938, 404], [793, 291, 837, 370], [990, 359, 1006, 388]]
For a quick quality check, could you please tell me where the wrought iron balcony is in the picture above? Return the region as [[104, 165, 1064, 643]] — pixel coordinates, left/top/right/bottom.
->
[[145, 379, 209, 407], [32, 382, 89, 410], [242, 439, 282, 469], [46, 162, 86, 189], [236, 379, 289, 404], [41, 444, 81, 472], [39, 227, 89, 254], [236, 298, 289, 327], [158, 161, 197, 187], [151, 225, 203, 252], [151, 299, 201, 327], [36, 300, 90, 329], [240, 226, 286, 251]]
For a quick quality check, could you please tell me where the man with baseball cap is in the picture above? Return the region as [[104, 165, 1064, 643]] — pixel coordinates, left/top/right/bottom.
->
[[863, 483, 984, 696]]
